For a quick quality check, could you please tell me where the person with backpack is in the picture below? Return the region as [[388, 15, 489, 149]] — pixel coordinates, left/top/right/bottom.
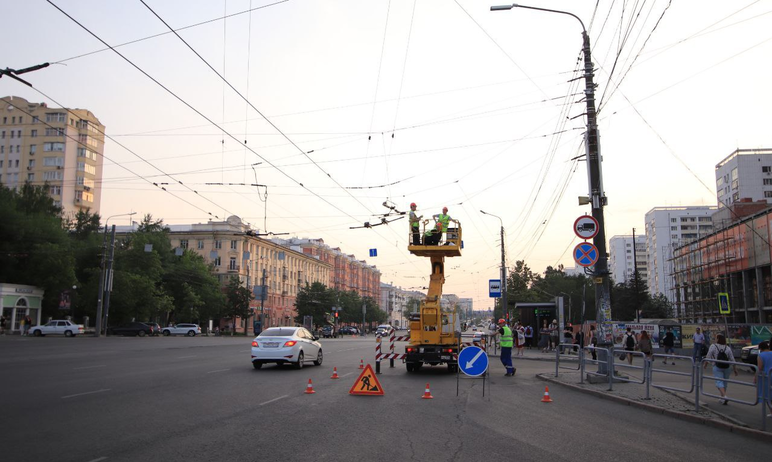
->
[[662, 328, 676, 365], [703, 334, 738, 405], [623, 328, 637, 365], [637, 330, 653, 361]]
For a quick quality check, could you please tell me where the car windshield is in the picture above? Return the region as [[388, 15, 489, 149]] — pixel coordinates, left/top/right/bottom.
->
[[258, 328, 297, 337]]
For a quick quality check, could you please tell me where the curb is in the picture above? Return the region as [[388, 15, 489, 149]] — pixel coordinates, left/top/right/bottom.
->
[[536, 373, 772, 443]]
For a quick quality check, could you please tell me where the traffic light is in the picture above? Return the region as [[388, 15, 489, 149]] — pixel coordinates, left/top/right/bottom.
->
[[334, 312, 339, 318]]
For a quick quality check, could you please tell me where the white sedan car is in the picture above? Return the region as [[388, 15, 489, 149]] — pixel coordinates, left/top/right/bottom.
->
[[29, 320, 84, 337], [251, 327, 323, 370], [161, 323, 201, 336]]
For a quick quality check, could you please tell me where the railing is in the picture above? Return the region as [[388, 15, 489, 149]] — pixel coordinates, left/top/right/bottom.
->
[[555, 342, 581, 377], [612, 348, 647, 385]]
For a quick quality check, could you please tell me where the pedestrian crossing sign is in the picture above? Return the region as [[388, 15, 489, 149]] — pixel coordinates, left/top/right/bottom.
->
[[349, 364, 384, 396]]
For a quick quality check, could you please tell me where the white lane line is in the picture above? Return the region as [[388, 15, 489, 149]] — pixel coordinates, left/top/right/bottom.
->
[[87, 457, 108, 462], [259, 395, 288, 406], [178, 355, 197, 359], [62, 389, 111, 399], [74, 365, 106, 370], [207, 368, 230, 374], [340, 372, 355, 378]]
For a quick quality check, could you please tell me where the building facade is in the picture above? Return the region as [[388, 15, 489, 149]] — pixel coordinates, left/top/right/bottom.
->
[[609, 234, 648, 284], [644, 206, 717, 302], [715, 148, 772, 208], [0, 96, 104, 218]]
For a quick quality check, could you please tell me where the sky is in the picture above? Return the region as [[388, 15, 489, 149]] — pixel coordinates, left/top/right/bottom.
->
[[2, 0, 771, 310]]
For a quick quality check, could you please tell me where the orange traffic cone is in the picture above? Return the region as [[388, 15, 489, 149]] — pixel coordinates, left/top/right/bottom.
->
[[330, 367, 339, 379], [304, 379, 316, 394], [359, 359, 364, 369], [541, 386, 553, 403], [422, 383, 434, 399]]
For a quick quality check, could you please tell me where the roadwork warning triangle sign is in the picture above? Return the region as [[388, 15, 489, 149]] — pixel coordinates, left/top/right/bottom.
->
[[349, 364, 384, 396]]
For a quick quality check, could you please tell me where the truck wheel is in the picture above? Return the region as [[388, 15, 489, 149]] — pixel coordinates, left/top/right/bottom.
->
[[448, 364, 458, 373], [406, 362, 415, 372]]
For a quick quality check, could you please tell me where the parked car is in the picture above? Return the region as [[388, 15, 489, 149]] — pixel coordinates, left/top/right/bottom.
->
[[144, 322, 162, 336], [741, 344, 760, 365], [162, 323, 201, 337], [29, 320, 84, 337], [321, 325, 336, 338], [108, 322, 154, 337], [339, 326, 360, 335], [251, 327, 323, 370]]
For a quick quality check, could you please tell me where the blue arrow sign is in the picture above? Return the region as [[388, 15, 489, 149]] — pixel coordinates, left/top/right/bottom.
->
[[573, 242, 599, 267], [458, 346, 488, 377]]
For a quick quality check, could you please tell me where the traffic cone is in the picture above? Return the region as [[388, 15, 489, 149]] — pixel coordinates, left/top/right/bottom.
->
[[422, 383, 434, 399], [541, 386, 553, 403], [359, 359, 364, 369], [304, 379, 316, 394], [330, 367, 339, 379]]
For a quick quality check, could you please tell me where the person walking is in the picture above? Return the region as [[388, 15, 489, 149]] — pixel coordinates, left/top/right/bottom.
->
[[754, 341, 772, 415], [587, 325, 598, 361], [549, 319, 559, 352], [703, 334, 738, 405], [623, 328, 637, 365], [693, 327, 706, 362], [19, 315, 26, 336], [574, 326, 584, 355], [498, 319, 515, 377], [408, 202, 422, 245], [524, 324, 533, 349], [24, 315, 32, 336], [539, 321, 550, 353], [0, 314, 6, 335], [662, 328, 676, 364], [514, 322, 525, 357], [563, 325, 574, 354], [638, 331, 653, 362]]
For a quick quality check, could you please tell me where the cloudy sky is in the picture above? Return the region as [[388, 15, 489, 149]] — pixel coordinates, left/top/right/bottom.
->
[[2, 0, 771, 309]]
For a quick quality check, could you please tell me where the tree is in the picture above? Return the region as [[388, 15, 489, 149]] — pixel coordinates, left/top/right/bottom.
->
[[611, 271, 648, 321], [642, 293, 672, 319], [225, 276, 254, 334], [295, 282, 334, 327]]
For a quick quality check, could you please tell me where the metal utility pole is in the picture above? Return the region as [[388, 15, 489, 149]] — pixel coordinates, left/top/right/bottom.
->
[[260, 268, 267, 332], [102, 225, 117, 335], [481, 210, 507, 319], [633, 228, 640, 322], [491, 3, 611, 353], [94, 229, 108, 337]]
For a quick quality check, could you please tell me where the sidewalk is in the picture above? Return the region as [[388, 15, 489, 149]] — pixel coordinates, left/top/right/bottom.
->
[[487, 346, 772, 440]]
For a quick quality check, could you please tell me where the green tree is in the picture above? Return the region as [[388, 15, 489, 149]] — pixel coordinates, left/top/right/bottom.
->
[[225, 276, 254, 335], [295, 282, 334, 327]]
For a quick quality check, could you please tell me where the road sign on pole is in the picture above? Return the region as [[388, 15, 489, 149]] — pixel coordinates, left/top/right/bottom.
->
[[458, 346, 488, 377], [489, 279, 501, 298], [718, 292, 731, 315], [574, 215, 599, 240], [573, 242, 599, 267]]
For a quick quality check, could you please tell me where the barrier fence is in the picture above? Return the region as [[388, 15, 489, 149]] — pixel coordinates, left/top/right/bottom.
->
[[374, 328, 482, 373], [554, 346, 772, 431]]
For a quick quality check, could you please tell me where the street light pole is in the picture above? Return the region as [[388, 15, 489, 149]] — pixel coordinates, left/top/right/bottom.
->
[[481, 210, 507, 320], [95, 212, 136, 337], [491, 4, 611, 350]]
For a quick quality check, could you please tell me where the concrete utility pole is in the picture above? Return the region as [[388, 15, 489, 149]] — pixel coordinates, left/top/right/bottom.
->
[[102, 225, 117, 334], [260, 268, 267, 332], [481, 210, 507, 319], [95, 212, 135, 337], [491, 4, 611, 354]]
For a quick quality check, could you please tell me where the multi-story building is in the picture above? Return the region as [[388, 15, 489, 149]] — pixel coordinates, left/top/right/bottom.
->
[[271, 237, 381, 303], [609, 234, 648, 284], [0, 96, 104, 217], [715, 148, 772, 208], [129, 216, 333, 330], [644, 206, 717, 303]]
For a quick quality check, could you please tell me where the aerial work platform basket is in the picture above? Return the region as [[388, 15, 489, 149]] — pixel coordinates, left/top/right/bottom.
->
[[407, 219, 462, 257]]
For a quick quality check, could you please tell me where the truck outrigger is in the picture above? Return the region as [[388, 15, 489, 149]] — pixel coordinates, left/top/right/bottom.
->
[[405, 218, 462, 372]]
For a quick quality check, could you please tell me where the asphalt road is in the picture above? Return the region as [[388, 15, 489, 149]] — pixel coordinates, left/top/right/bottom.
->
[[1, 334, 768, 462]]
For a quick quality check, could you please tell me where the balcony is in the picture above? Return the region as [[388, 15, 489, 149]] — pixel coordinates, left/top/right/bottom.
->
[[227, 265, 241, 273]]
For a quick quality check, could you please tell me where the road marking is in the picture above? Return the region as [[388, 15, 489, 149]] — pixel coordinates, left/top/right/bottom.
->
[[62, 389, 111, 399], [340, 372, 355, 378], [74, 365, 106, 370], [259, 395, 288, 406], [87, 457, 108, 462], [207, 368, 230, 374], [178, 355, 196, 359]]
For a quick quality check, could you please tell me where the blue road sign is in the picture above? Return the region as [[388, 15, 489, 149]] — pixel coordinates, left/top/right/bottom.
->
[[369, 248, 377, 257], [489, 279, 501, 298], [458, 346, 488, 377], [573, 242, 599, 267]]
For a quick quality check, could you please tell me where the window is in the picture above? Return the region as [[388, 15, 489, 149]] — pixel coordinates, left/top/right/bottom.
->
[[28, 159, 35, 168], [231, 240, 237, 250], [27, 173, 34, 181], [764, 179, 772, 185], [2, 117, 5, 124], [18, 117, 22, 124], [45, 128, 64, 136], [45, 113, 66, 123], [15, 145, 19, 153], [764, 166, 772, 173], [0, 160, 3, 167], [0, 146, 3, 154], [30, 129, 37, 138], [50, 185, 61, 195], [197, 240, 204, 250], [670, 218, 676, 223], [32, 116, 38, 124], [17, 130, 21, 138], [14, 159, 18, 168], [214, 257, 221, 267], [671, 226, 677, 230], [180, 240, 189, 249], [229, 257, 237, 270], [214, 240, 222, 250], [10, 130, 13, 139], [43, 171, 63, 181], [11, 117, 15, 124], [43, 157, 64, 167], [764, 191, 772, 198], [77, 162, 96, 175], [29, 144, 36, 155], [43, 142, 65, 152]]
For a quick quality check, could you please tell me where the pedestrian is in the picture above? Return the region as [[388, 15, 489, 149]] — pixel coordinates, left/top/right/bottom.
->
[[524, 324, 533, 349], [408, 202, 422, 246], [497, 319, 515, 376], [703, 334, 738, 405], [623, 327, 637, 365], [693, 327, 706, 362], [574, 326, 584, 354], [539, 320, 550, 353], [754, 341, 772, 415], [19, 315, 26, 336], [638, 331, 653, 362], [515, 322, 525, 357], [24, 315, 32, 336], [0, 314, 6, 335], [587, 325, 598, 361], [662, 328, 676, 365], [549, 319, 559, 351], [563, 325, 574, 354], [432, 207, 451, 242]]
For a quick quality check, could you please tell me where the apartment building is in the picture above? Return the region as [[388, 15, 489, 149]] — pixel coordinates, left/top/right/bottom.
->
[[715, 148, 772, 208], [0, 96, 104, 217], [644, 206, 717, 302], [609, 234, 648, 284]]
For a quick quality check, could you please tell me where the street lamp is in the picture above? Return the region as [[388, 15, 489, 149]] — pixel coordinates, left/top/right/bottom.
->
[[95, 212, 137, 337], [491, 4, 611, 352], [480, 210, 507, 320]]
